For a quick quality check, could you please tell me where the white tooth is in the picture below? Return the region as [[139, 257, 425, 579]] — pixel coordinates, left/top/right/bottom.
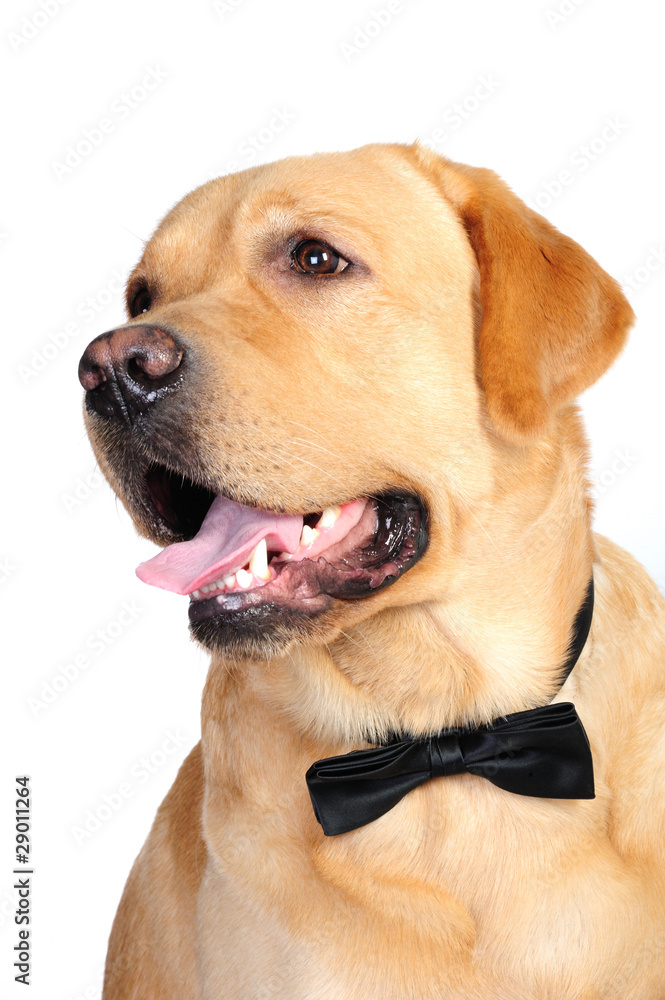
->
[[249, 538, 270, 580], [300, 525, 319, 547], [278, 552, 292, 561], [201, 584, 211, 593], [318, 505, 341, 529], [223, 574, 236, 588], [192, 590, 201, 599], [215, 579, 226, 590], [236, 569, 253, 588]]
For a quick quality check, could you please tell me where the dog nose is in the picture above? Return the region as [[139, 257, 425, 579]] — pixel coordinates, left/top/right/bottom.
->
[[78, 325, 184, 421]]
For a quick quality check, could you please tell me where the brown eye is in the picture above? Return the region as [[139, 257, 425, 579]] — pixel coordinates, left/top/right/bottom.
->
[[128, 283, 152, 317], [292, 240, 348, 275]]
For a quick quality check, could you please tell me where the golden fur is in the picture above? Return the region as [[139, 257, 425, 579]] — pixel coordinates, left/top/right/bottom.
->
[[89, 144, 665, 998]]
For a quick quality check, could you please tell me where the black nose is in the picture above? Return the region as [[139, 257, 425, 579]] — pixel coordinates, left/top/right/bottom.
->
[[78, 325, 184, 422]]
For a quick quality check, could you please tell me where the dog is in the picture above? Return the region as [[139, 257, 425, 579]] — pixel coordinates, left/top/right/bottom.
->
[[79, 143, 665, 998]]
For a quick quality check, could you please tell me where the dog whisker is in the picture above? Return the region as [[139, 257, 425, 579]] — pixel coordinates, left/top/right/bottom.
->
[[287, 436, 348, 463], [282, 418, 331, 441], [269, 446, 355, 494], [466, 508, 529, 597], [270, 446, 384, 507], [338, 626, 381, 666], [119, 223, 149, 246], [262, 447, 305, 478]]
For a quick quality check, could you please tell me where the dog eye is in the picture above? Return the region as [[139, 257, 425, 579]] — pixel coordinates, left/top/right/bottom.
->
[[128, 283, 152, 317], [292, 240, 349, 275]]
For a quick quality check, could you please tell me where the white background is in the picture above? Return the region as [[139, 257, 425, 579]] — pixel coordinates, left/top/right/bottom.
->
[[1, 1, 663, 997]]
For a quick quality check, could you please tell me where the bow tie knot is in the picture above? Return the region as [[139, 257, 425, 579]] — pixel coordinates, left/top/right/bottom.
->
[[430, 732, 466, 778]]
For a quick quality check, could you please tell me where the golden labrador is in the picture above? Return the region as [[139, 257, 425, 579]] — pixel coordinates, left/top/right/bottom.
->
[[79, 143, 665, 998]]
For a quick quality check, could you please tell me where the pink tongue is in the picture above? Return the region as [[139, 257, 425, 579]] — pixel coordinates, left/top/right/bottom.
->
[[136, 495, 304, 595]]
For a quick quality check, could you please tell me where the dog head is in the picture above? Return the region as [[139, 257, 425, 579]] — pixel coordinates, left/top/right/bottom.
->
[[79, 144, 632, 664]]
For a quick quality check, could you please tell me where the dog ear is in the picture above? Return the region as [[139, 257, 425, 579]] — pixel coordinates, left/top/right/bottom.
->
[[411, 145, 634, 443]]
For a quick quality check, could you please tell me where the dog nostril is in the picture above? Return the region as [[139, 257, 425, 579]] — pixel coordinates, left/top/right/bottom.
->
[[126, 345, 184, 384], [78, 325, 185, 421], [126, 357, 148, 383], [79, 363, 107, 392]]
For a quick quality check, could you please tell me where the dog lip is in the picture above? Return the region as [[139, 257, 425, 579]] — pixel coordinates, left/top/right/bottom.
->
[[187, 491, 428, 632], [139, 460, 330, 546]]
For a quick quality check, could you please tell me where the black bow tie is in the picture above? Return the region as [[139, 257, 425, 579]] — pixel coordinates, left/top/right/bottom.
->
[[306, 580, 595, 836]]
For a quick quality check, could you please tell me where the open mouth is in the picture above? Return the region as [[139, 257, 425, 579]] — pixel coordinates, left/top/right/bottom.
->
[[135, 463, 428, 630]]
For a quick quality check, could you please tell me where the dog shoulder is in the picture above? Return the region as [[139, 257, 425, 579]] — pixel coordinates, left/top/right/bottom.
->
[[586, 536, 665, 867], [103, 743, 206, 999], [592, 533, 665, 686]]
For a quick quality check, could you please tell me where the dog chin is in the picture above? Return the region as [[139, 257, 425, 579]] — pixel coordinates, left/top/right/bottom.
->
[[189, 602, 330, 659]]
